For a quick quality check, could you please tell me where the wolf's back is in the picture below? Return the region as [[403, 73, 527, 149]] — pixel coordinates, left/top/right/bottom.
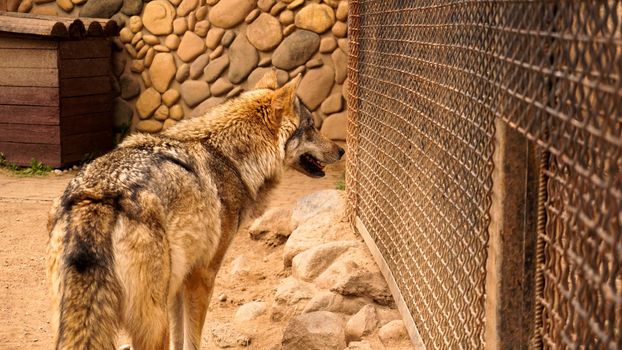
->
[[48, 199, 122, 350]]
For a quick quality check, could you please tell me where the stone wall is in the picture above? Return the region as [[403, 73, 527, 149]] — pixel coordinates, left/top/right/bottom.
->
[[10, 0, 348, 141]]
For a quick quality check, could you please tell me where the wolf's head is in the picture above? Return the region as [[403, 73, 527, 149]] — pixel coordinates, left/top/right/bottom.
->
[[258, 71, 345, 178]]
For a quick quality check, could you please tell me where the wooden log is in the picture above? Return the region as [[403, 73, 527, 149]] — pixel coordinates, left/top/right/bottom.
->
[[0, 123, 60, 144], [0, 48, 57, 68], [59, 58, 110, 79], [0, 35, 58, 49], [0, 141, 61, 167], [50, 22, 69, 37], [0, 15, 67, 37], [103, 20, 119, 37], [0, 67, 58, 87], [0, 86, 59, 106], [59, 39, 110, 59], [61, 112, 112, 136], [86, 21, 104, 37], [5, 13, 115, 32], [60, 76, 111, 97], [0, 105, 60, 125], [0, 13, 117, 38], [67, 20, 86, 39], [62, 130, 113, 164], [61, 94, 111, 116]]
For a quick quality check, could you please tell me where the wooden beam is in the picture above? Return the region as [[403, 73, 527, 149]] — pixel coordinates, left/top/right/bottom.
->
[[0, 123, 60, 144], [59, 39, 110, 59], [0, 86, 59, 106], [0, 141, 61, 167], [0, 67, 58, 87], [61, 94, 111, 117], [61, 112, 112, 136], [0, 48, 57, 68], [60, 76, 111, 97], [61, 130, 113, 163], [0, 105, 60, 125], [0, 36, 58, 49], [59, 58, 109, 78]]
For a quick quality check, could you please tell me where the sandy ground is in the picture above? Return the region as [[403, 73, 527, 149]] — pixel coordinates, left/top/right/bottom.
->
[[0, 159, 345, 349]]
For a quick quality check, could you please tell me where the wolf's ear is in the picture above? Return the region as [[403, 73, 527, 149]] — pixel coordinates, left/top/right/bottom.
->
[[255, 70, 279, 90], [272, 74, 301, 107], [269, 75, 302, 128], [271, 74, 302, 125]]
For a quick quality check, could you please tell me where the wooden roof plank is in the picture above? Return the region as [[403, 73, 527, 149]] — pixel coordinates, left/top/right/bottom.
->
[[0, 11, 119, 38]]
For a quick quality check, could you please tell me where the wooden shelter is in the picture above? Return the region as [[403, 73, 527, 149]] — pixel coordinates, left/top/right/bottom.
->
[[0, 12, 119, 167]]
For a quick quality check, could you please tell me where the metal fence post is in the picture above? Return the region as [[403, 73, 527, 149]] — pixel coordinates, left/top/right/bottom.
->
[[485, 120, 538, 350]]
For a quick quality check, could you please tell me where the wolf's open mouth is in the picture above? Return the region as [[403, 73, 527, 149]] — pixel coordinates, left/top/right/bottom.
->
[[300, 152, 325, 177]]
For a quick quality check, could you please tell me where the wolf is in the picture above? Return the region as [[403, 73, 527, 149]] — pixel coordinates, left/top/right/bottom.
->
[[46, 71, 345, 350]]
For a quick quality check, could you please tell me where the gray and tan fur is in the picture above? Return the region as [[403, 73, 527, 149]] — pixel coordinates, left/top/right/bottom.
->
[[46, 72, 344, 350]]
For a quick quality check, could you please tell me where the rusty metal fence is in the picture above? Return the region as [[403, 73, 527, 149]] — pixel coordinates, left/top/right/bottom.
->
[[346, 1, 622, 349]]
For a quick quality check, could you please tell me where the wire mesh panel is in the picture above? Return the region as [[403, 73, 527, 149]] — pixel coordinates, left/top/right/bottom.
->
[[524, 3, 622, 349], [346, 1, 497, 348], [347, 1, 622, 349]]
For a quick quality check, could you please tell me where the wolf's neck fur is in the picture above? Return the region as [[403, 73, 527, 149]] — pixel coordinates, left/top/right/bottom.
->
[[162, 91, 298, 199]]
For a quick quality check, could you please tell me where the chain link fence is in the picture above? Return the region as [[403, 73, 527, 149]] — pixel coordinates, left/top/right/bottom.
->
[[346, 1, 622, 349]]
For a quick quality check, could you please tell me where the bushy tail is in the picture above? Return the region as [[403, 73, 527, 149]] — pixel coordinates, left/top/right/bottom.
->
[[50, 200, 122, 350]]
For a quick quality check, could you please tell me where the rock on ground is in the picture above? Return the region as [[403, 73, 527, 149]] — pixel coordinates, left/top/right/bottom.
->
[[249, 206, 294, 243], [281, 311, 346, 350], [314, 246, 394, 306], [345, 304, 379, 342], [378, 320, 410, 348], [284, 219, 354, 266], [303, 291, 369, 315], [211, 323, 251, 348], [229, 255, 251, 277], [291, 189, 346, 226], [271, 277, 317, 321], [234, 301, 268, 323], [292, 241, 358, 282], [274, 277, 317, 307], [345, 340, 375, 350]]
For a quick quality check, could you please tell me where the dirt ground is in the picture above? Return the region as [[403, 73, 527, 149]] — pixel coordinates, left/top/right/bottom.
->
[[0, 159, 345, 349]]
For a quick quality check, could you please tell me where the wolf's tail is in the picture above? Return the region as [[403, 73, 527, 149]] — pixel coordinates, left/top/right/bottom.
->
[[49, 200, 122, 350]]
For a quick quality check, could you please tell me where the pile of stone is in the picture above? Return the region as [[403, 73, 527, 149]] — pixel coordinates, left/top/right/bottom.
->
[[232, 190, 415, 349], [13, 0, 349, 141]]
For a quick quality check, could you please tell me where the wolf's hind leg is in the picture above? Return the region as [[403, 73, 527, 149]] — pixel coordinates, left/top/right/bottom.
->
[[170, 290, 185, 350], [122, 269, 171, 350], [116, 222, 171, 350], [182, 265, 215, 350]]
